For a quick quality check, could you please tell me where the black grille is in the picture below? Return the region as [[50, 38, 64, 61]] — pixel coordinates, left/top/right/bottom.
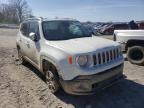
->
[[93, 48, 120, 66]]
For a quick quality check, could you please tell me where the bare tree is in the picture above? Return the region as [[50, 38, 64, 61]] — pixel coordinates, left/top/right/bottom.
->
[[0, 3, 19, 23], [0, 0, 33, 24], [9, 0, 33, 22], [0, 4, 11, 23]]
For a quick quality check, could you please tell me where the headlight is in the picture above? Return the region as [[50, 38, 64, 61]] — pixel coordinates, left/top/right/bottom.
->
[[76, 55, 88, 67]]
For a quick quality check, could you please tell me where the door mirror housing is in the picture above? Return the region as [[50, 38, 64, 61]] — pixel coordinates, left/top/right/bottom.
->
[[29, 32, 37, 41]]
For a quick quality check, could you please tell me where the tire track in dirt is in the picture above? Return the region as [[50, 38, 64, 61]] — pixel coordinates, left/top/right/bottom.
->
[[0, 47, 73, 108]]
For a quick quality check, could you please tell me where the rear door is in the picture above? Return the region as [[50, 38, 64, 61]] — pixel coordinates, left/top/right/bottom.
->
[[19, 22, 30, 56]]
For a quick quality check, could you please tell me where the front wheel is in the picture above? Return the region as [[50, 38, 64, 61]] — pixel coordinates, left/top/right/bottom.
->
[[127, 46, 144, 65], [45, 70, 60, 93]]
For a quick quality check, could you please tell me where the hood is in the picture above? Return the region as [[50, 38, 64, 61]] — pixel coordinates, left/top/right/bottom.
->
[[46, 36, 119, 54]]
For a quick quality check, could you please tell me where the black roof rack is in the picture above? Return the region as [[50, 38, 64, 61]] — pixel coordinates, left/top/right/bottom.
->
[[24, 17, 43, 21]]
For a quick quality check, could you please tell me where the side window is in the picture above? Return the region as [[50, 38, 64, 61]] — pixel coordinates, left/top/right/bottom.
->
[[29, 22, 40, 39], [20, 22, 28, 36]]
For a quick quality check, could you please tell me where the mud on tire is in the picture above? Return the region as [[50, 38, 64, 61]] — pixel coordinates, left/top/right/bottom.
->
[[44, 62, 60, 94], [17, 48, 27, 64]]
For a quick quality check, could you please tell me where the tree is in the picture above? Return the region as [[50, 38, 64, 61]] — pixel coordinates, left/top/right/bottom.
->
[[0, 3, 19, 23], [9, 0, 33, 22], [0, 0, 33, 24]]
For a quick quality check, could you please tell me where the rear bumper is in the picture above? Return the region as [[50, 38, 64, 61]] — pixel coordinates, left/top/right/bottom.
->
[[60, 64, 124, 95]]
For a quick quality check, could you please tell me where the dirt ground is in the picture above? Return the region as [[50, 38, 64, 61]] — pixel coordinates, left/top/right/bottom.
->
[[0, 28, 144, 108]]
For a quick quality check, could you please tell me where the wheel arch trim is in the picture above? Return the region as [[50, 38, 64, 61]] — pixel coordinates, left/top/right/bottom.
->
[[40, 55, 62, 76], [126, 39, 144, 51]]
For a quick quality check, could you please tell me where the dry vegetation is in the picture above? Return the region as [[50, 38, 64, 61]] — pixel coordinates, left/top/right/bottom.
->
[[0, 0, 32, 24], [0, 28, 144, 108]]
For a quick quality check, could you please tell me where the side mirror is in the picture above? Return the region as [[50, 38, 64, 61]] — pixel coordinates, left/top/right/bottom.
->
[[29, 32, 37, 41]]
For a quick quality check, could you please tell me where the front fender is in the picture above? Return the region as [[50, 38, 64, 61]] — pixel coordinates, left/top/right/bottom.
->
[[40, 55, 64, 77], [40, 46, 71, 78]]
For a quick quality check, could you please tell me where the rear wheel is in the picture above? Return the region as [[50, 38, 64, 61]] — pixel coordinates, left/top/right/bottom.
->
[[127, 46, 144, 65], [45, 64, 60, 93], [17, 48, 26, 64]]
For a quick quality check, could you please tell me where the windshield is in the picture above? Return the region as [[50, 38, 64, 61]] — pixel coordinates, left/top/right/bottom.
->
[[42, 20, 92, 40]]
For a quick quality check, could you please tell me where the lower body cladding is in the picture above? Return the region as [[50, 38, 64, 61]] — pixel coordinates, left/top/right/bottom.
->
[[60, 64, 124, 95]]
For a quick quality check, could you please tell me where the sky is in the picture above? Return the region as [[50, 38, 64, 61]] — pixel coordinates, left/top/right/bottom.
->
[[2, 0, 144, 22]]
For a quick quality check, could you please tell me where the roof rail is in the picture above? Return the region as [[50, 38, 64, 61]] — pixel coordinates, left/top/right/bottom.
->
[[24, 17, 43, 21], [54, 17, 75, 20]]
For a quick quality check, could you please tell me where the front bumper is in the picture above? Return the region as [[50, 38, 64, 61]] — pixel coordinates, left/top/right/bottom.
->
[[60, 64, 124, 95]]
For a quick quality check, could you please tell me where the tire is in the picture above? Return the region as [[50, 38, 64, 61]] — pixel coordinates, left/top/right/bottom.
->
[[127, 46, 144, 65], [17, 48, 26, 64], [45, 66, 60, 93]]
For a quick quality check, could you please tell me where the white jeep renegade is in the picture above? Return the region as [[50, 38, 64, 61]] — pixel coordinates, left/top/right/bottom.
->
[[16, 18, 124, 95]]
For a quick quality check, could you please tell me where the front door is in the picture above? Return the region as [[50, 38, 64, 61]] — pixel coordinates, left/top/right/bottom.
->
[[26, 21, 40, 65]]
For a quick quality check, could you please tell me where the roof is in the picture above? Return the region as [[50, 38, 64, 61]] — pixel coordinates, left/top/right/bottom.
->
[[24, 17, 77, 22]]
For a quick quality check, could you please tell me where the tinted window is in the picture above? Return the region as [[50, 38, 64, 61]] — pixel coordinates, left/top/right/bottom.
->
[[29, 22, 39, 35], [42, 21, 91, 40], [20, 22, 28, 36], [28, 22, 40, 40]]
